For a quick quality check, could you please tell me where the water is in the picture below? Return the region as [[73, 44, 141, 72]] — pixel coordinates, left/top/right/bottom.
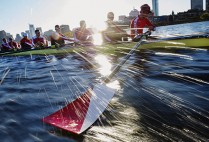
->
[[0, 21, 209, 142]]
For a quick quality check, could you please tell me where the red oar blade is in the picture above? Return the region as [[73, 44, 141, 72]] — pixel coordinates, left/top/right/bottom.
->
[[43, 83, 115, 134]]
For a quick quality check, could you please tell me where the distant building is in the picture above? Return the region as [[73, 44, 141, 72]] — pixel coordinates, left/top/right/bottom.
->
[[29, 24, 35, 38], [191, 0, 203, 10], [6, 33, 10, 36], [44, 30, 54, 40], [206, 0, 209, 11], [25, 30, 30, 38], [44, 30, 53, 36], [6, 33, 13, 40], [152, 0, 159, 16], [60, 25, 70, 33], [119, 15, 132, 24], [15, 34, 22, 42], [153, 16, 168, 24], [0, 30, 6, 39], [0, 30, 7, 44], [6, 33, 12, 37], [129, 8, 139, 17], [21, 32, 25, 37], [119, 15, 126, 22]]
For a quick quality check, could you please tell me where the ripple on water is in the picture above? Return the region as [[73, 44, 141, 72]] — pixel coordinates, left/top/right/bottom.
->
[[0, 22, 209, 141]]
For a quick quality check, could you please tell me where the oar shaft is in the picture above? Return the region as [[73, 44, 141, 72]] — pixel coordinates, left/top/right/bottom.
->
[[104, 40, 144, 83], [104, 31, 150, 83]]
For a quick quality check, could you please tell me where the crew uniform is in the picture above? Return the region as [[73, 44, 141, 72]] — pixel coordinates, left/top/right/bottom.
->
[[20, 33, 33, 50], [130, 4, 155, 39], [8, 41, 18, 48], [8, 38, 20, 50], [32, 29, 48, 48], [73, 28, 92, 42], [73, 20, 93, 45], [130, 17, 154, 38], [1, 38, 13, 52], [32, 36, 46, 45]]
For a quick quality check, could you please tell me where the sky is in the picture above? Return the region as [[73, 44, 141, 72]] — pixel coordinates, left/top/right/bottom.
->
[[0, 0, 206, 36]]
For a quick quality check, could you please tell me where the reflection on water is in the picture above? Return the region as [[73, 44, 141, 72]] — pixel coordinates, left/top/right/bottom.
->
[[154, 21, 209, 37], [95, 55, 112, 76], [106, 80, 120, 90], [0, 21, 209, 142]]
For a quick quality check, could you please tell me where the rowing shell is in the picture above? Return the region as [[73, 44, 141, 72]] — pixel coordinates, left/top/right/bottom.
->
[[1, 33, 209, 57]]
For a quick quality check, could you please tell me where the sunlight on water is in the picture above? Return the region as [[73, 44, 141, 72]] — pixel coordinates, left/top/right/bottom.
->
[[164, 72, 209, 85], [155, 52, 193, 60], [95, 55, 112, 76], [106, 80, 120, 90], [0, 22, 209, 142]]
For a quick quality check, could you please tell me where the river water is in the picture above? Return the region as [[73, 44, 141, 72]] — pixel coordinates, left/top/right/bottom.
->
[[0, 21, 209, 142]]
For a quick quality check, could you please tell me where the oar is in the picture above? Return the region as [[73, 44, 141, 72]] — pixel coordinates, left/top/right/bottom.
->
[[42, 31, 151, 134], [141, 32, 209, 46]]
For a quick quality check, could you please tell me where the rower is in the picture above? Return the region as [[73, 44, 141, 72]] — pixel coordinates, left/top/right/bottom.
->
[[102, 12, 129, 42], [130, 4, 155, 41], [1, 38, 13, 52], [8, 37, 21, 50], [73, 20, 94, 45], [51, 25, 74, 47], [20, 33, 33, 50], [32, 29, 48, 49]]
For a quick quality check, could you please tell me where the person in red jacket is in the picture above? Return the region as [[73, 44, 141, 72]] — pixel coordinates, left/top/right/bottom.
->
[[20, 33, 33, 50], [32, 29, 48, 49], [130, 4, 155, 40], [1, 38, 13, 52], [8, 37, 21, 50]]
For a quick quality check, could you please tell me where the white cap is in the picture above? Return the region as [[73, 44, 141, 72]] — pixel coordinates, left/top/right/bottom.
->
[[23, 33, 27, 37]]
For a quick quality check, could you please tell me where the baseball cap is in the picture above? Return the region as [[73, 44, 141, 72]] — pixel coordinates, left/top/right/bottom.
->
[[23, 33, 27, 37]]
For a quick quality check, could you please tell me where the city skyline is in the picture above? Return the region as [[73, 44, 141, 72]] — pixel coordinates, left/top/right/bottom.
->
[[191, 0, 203, 10], [152, 0, 159, 16], [0, 0, 207, 36]]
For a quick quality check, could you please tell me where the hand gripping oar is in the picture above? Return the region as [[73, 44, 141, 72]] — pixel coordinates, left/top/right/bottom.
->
[[42, 31, 151, 134]]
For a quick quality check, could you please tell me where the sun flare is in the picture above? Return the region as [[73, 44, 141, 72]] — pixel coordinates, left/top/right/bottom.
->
[[93, 33, 103, 45], [95, 55, 112, 76]]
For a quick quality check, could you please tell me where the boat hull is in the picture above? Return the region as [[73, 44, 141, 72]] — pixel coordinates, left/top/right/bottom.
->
[[1, 37, 209, 56]]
